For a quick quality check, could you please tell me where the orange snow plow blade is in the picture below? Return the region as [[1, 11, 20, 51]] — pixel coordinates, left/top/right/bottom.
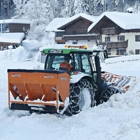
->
[[102, 72, 137, 93], [8, 69, 70, 113]]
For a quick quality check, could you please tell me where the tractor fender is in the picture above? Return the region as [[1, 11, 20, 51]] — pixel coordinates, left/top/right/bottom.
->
[[70, 72, 92, 84]]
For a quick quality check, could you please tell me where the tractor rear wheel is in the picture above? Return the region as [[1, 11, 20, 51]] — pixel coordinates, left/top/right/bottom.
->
[[65, 79, 96, 116]]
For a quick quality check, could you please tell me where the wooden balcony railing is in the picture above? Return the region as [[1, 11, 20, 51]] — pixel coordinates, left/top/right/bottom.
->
[[101, 40, 128, 49], [55, 37, 65, 43], [62, 34, 98, 41], [102, 27, 121, 35]]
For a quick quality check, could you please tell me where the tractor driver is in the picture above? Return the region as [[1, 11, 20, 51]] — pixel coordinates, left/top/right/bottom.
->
[[59, 55, 72, 71]]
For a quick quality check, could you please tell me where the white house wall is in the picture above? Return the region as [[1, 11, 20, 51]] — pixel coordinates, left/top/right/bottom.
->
[[125, 33, 140, 53], [110, 49, 116, 55], [102, 33, 140, 54]]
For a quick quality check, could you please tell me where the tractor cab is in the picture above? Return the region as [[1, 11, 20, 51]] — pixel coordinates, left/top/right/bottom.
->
[[44, 48, 96, 76]]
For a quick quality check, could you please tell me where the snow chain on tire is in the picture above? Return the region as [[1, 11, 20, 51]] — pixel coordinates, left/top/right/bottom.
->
[[65, 79, 96, 116], [100, 85, 121, 103]]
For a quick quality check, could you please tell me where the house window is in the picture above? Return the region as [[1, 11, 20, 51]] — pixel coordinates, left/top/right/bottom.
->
[[73, 31, 77, 35], [56, 32, 65, 37], [23, 27, 26, 31], [1, 23, 9, 33], [135, 35, 140, 41], [118, 35, 125, 41], [73, 42, 77, 44], [135, 49, 140, 54], [117, 48, 126, 55], [56, 32, 61, 37], [57, 42, 65, 44], [105, 36, 110, 42]]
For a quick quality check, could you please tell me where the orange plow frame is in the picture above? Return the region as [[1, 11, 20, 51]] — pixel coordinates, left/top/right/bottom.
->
[[8, 69, 70, 113], [102, 72, 137, 93]]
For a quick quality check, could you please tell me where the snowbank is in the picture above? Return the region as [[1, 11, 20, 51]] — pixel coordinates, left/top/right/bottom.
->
[[0, 46, 30, 61], [0, 47, 140, 140], [105, 54, 140, 64], [22, 39, 42, 51]]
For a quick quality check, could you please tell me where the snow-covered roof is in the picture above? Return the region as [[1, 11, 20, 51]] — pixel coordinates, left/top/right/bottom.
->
[[88, 12, 140, 32], [57, 13, 98, 29], [46, 18, 69, 32], [0, 33, 24, 44], [0, 19, 30, 24]]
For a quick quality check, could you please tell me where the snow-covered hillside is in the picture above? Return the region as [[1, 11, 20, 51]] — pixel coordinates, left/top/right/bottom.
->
[[0, 47, 140, 140]]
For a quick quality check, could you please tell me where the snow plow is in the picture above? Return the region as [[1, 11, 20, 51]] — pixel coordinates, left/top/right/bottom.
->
[[7, 45, 136, 115]]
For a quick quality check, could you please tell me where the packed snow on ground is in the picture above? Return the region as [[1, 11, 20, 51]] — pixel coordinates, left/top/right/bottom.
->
[[0, 46, 140, 140]]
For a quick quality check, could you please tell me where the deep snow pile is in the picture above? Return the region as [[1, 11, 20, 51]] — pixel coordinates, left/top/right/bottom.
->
[[0, 47, 140, 140], [102, 56, 140, 77]]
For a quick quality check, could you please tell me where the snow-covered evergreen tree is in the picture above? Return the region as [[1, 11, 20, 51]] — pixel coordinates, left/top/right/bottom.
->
[[112, 0, 124, 11], [60, 0, 75, 17], [134, 0, 140, 13], [13, 0, 55, 41], [13, 0, 28, 18], [92, 0, 103, 15], [73, 0, 89, 14]]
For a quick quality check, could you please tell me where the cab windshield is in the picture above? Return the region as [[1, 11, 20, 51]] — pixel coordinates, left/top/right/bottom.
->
[[45, 53, 93, 74], [45, 54, 72, 70]]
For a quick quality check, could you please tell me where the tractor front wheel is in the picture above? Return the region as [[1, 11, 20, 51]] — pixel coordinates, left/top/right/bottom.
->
[[100, 85, 120, 103]]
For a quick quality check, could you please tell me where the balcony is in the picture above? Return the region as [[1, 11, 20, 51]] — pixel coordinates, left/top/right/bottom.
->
[[102, 27, 121, 35], [55, 33, 100, 44], [101, 40, 128, 49], [55, 36, 65, 43], [62, 34, 99, 41]]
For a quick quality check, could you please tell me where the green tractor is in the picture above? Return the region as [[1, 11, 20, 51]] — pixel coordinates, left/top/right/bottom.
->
[[42, 46, 118, 115]]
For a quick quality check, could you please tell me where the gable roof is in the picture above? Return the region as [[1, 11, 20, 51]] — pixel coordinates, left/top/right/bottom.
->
[[46, 18, 69, 32], [57, 13, 98, 30], [88, 12, 140, 32]]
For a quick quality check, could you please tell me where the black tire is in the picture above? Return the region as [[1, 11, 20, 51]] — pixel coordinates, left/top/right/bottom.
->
[[65, 79, 96, 116], [100, 85, 120, 103]]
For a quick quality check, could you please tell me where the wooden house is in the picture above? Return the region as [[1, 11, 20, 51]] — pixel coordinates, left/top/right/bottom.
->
[[46, 18, 69, 44], [0, 19, 30, 33], [57, 13, 99, 48], [46, 13, 99, 48], [0, 19, 30, 50], [88, 12, 140, 55]]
